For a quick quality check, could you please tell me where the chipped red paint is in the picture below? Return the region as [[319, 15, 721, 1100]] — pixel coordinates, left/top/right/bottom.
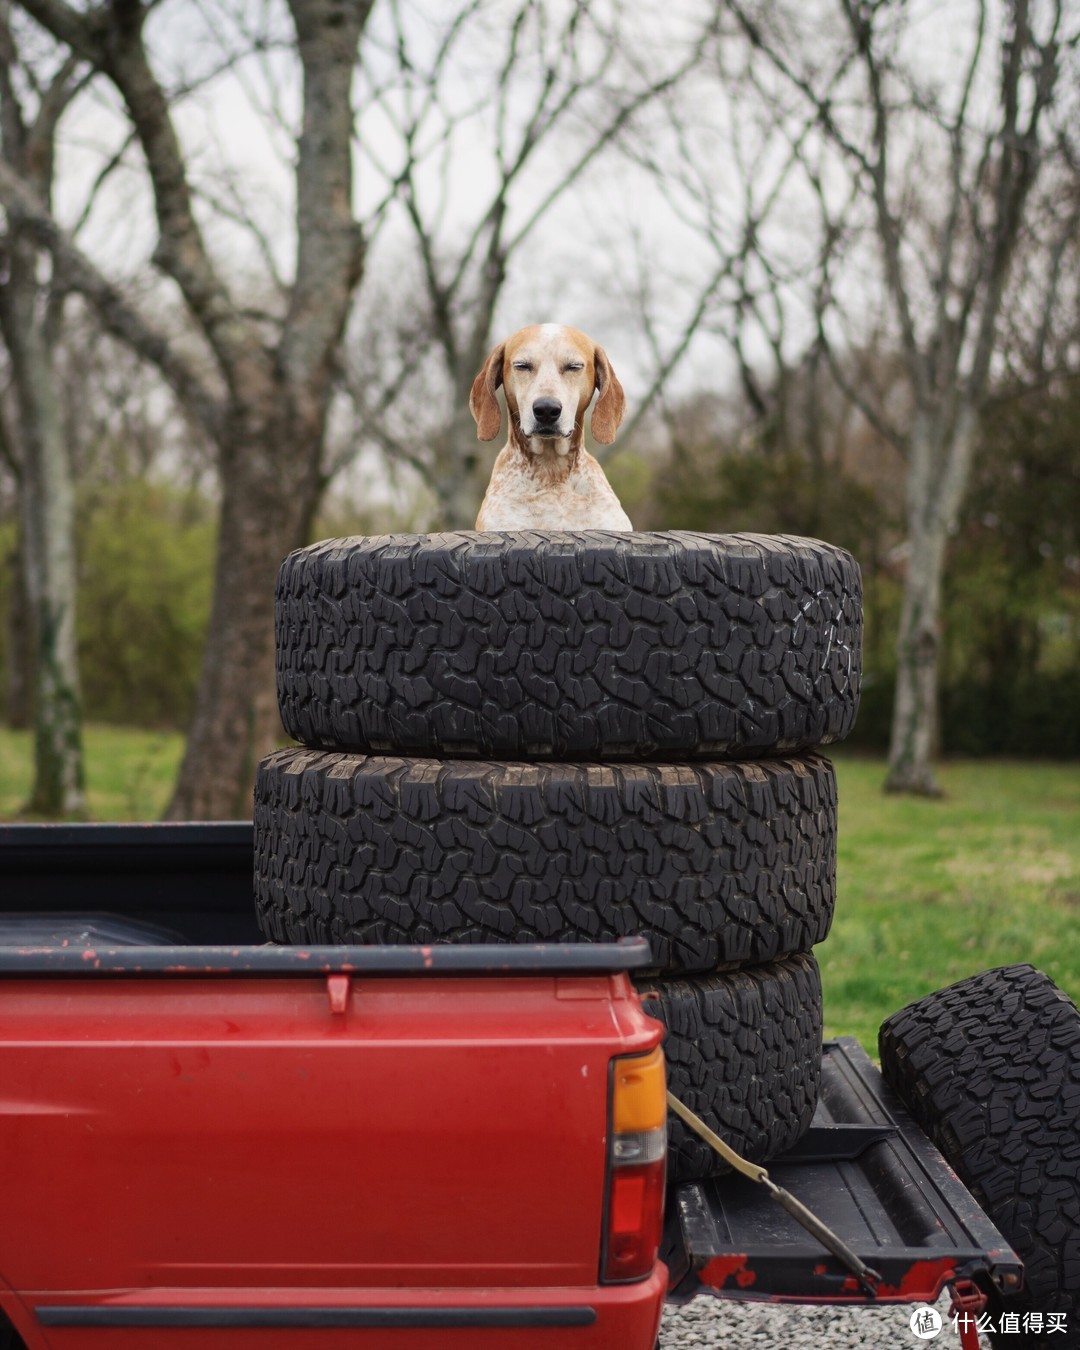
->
[[875, 1258, 957, 1300], [0, 941, 654, 979], [699, 1255, 756, 1289], [694, 1255, 958, 1305]]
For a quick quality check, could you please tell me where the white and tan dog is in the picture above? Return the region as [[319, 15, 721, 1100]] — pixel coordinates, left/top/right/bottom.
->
[[471, 323, 632, 530]]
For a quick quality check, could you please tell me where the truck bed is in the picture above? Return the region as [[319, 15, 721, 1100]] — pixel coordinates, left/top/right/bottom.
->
[[0, 821, 257, 945], [1, 821, 1022, 1324], [664, 1037, 1023, 1305]]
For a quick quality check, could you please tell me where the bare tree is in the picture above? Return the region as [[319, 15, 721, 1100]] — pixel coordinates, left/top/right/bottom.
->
[[996, 129, 1080, 386], [726, 0, 1076, 793], [1, 0, 371, 818], [0, 3, 88, 815], [343, 0, 718, 527], [583, 14, 867, 497]]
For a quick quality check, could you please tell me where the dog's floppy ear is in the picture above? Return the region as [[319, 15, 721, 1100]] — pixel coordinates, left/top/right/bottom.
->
[[469, 342, 506, 442], [590, 344, 625, 445]]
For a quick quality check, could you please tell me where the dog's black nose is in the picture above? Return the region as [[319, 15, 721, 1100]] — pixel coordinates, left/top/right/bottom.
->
[[532, 398, 562, 426]]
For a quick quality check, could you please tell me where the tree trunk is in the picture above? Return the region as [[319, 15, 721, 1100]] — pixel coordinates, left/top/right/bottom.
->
[[885, 408, 976, 795], [164, 390, 323, 821], [158, 0, 368, 819], [429, 402, 490, 530], [4, 527, 33, 729], [0, 243, 85, 817], [885, 520, 945, 796]]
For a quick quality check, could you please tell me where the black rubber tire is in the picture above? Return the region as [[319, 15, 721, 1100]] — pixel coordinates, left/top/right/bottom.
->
[[253, 747, 837, 974], [880, 966, 1080, 1342], [638, 954, 823, 1183], [275, 531, 862, 760]]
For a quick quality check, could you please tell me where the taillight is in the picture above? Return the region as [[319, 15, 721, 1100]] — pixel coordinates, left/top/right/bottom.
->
[[602, 1045, 667, 1283]]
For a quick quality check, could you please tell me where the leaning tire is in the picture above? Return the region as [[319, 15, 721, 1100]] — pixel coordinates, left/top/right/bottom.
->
[[275, 531, 862, 760], [880, 966, 1080, 1341], [637, 954, 823, 1182], [254, 747, 837, 974]]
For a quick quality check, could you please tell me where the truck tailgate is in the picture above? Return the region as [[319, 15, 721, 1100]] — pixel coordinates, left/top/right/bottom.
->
[[0, 945, 663, 1348]]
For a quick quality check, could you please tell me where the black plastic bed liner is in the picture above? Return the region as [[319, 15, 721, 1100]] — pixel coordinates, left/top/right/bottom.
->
[[0, 821, 257, 943], [665, 1037, 1023, 1305]]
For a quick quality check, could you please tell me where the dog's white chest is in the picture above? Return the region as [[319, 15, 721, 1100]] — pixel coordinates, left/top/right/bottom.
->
[[476, 448, 631, 531]]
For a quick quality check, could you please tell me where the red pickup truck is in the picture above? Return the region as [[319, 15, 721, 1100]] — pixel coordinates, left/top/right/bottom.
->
[[0, 825, 670, 1350], [0, 822, 1058, 1350]]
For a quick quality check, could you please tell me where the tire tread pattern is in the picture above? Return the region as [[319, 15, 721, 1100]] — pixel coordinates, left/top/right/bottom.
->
[[637, 954, 823, 1182], [880, 965, 1080, 1334], [254, 748, 837, 974], [275, 531, 862, 760]]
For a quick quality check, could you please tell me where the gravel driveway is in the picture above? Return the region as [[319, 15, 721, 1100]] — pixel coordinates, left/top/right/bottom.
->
[[660, 1291, 955, 1347]]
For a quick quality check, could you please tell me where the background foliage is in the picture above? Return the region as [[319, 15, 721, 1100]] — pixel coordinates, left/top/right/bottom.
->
[[1, 482, 214, 730], [3, 373, 1076, 752]]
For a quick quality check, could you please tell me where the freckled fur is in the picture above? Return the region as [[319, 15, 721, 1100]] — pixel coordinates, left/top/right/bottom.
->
[[470, 323, 631, 531]]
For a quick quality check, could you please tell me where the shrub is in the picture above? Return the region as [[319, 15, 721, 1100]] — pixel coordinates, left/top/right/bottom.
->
[[74, 481, 215, 727]]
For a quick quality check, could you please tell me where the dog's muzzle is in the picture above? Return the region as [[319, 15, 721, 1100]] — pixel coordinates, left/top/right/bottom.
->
[[530, 398, 564, 437]]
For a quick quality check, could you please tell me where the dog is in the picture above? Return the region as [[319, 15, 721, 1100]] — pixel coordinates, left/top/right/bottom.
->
[[470, 324, 632, 530]]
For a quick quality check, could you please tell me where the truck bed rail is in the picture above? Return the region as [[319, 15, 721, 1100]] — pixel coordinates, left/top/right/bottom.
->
[[0, 935, 655, 976]]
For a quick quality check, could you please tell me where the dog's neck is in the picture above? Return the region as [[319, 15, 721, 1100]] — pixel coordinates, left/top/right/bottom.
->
[[509, 413, 583, 483]]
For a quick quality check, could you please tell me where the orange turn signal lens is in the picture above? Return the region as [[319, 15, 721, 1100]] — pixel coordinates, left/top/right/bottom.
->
[[611, 1046, 666, 1134]]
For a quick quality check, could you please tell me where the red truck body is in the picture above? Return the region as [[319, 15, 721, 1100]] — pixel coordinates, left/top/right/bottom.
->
[[0, 821, 1030, 1346], [0, 952, 664, 1350]]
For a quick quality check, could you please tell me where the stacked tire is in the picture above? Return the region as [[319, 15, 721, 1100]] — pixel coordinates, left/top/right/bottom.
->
[[255, 530, 863, 1181]]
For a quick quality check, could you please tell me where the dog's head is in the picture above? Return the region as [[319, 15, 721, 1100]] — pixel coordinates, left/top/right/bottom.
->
[[469, 324, 626, 456]]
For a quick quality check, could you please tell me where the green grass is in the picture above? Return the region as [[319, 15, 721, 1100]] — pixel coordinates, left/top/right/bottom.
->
[[822, 754, 1080, 1049], [0, 725, 184, 822], [2, 726, 1078, 1052]]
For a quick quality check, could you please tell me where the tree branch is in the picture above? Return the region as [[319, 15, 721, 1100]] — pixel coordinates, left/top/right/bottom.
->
[[279, 0, 370, 404], [928, 0, 986, 367], [21, 0, 249, 375], [965, 0, 1063, 398], [839, 0, 925, 388], [0, 155, 223, 439], [15, 0, 99, 62]]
